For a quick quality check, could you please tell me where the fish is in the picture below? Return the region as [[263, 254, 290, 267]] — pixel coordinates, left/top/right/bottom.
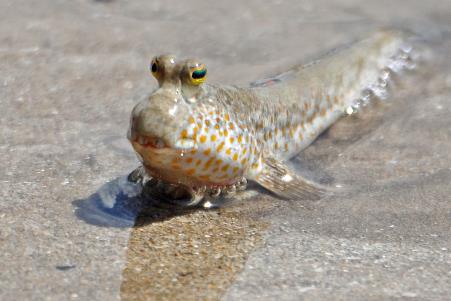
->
[[127, 29, 416, 206]]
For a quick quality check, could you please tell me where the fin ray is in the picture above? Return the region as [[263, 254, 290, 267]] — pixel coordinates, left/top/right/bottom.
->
[[255, 157, 326, 200]]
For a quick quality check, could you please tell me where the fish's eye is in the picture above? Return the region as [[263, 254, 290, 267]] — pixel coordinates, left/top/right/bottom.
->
[[150, 58, 160, 78], [189, 64, 207, 85], [151, 62, 157, 73]]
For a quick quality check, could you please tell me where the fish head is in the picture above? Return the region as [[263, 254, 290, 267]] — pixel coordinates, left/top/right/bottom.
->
[[128, 55, 195, 184], [128, 56, 258, 189]]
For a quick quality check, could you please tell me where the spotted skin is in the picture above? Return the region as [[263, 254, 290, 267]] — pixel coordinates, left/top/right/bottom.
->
[[174, 104, 261, 185], [128, 30, 414, 196]]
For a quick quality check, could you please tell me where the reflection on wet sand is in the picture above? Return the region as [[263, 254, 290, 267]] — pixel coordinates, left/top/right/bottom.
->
[[119, 194, 275, 301]]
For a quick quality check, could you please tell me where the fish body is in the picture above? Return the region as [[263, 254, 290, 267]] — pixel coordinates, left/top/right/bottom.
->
[[128, 30, 414, 205]]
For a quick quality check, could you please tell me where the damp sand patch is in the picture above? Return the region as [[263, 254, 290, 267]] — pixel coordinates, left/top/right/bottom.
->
[[120, 196, 276, 301]]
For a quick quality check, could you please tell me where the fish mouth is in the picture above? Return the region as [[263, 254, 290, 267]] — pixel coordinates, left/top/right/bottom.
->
[[131, 133, 197, 152], [132, 134, 167, 149]]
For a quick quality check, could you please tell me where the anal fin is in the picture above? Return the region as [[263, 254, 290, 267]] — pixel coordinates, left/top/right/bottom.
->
[[255, 157, 326, 200]]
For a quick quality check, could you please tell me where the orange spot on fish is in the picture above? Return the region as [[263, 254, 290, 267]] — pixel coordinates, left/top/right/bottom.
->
[[199, 135, 207, 143], [223, 129, 229, 137], [224, 114, 230, 121], [214, 124, 220, 130], [211, 134, 217, 142], [229, 123, 235, 130], [240, 158, 247, 165], [226, 148, 232, 155], [216, 141, 225, 152], [237, 135, 243, 144], [186, 168, 196, 175], [204, 157, 214, 168], [205, 119, 211, 127], [185, 157, 193, 164], [221, 164, 229, 172], [229, 137, 235, 144], [195, 159, 202, 166], [233, 153, 238, 161], [255, 122, 262, 130], [188, 116, 195, 124], [203, 148, 211, 156], [180, 129, 188, 139]]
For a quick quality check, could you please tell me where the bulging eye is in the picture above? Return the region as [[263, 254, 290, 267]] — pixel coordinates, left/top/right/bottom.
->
[[189, 64, 207, 85], [150, 58, 160, 78], [151, 62, 157, 73]]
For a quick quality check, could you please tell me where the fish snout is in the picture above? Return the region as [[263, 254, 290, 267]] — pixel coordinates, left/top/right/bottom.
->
[[129, 94, 191, 151]]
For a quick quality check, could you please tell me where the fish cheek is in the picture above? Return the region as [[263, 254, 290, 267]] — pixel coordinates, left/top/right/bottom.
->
[[180, 110, 249, 184]]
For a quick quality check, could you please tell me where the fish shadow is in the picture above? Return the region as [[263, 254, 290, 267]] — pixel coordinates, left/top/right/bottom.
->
[[73, 166, 330, 229], [72, 176, 198, 228]]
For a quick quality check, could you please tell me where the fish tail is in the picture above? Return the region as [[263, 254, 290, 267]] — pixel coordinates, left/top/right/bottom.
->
[[344, 29, 420, 114]]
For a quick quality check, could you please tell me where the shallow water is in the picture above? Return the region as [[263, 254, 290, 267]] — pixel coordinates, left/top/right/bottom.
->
[[1, 0, 450, 300]]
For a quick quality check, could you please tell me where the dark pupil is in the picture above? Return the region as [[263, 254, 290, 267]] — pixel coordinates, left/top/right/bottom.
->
[[192, 69, 206, 79], [151, 63, 157, 73]]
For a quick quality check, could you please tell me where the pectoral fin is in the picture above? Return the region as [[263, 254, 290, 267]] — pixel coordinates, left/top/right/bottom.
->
[[127, 165, 152, 185], [255, 157, 326, 200]]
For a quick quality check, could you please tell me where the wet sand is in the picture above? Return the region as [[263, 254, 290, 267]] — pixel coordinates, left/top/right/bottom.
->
[[120, 197, 274, 301]]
